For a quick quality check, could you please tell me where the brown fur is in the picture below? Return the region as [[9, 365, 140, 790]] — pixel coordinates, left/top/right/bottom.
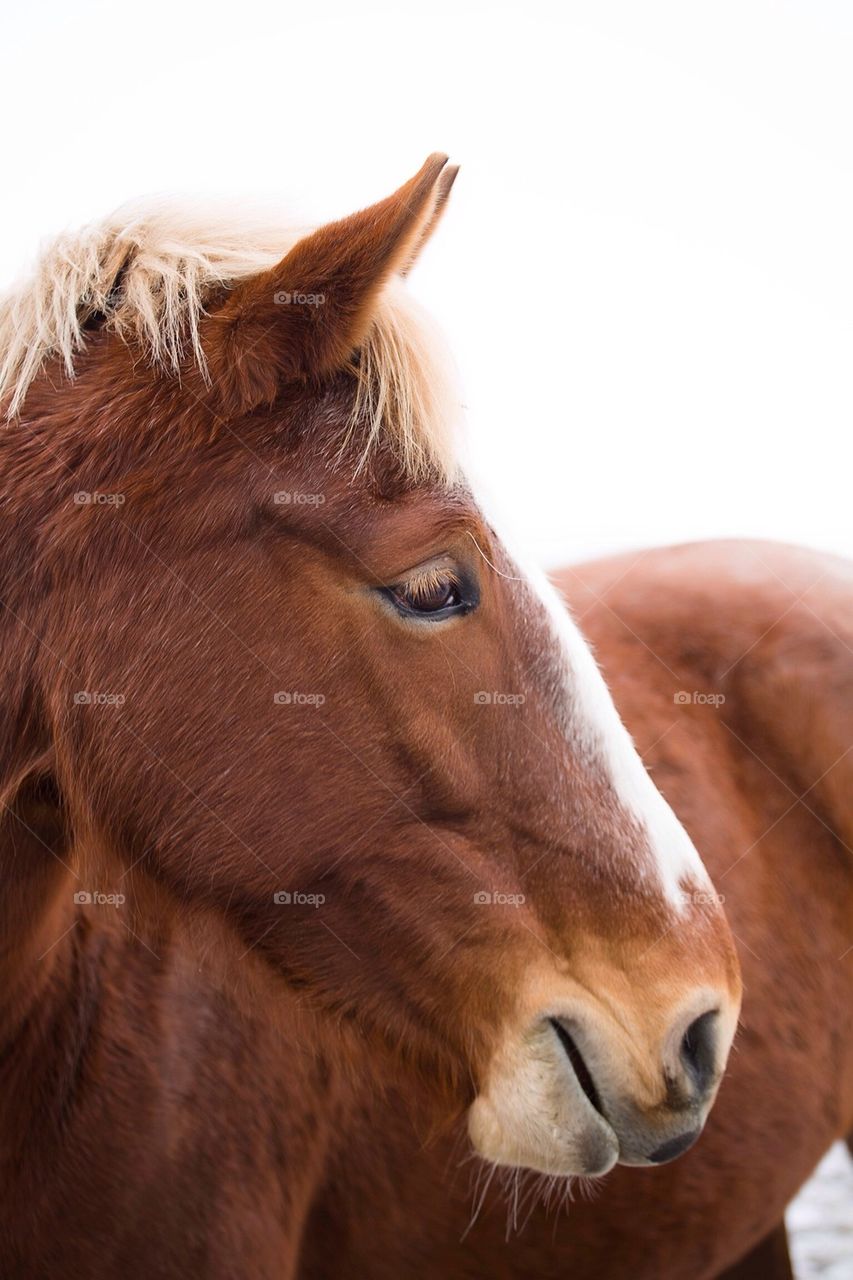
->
[[0, 160, 847, 1278]]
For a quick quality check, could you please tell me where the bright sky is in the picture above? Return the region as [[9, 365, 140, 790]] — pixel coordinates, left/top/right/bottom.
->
[[4, 0, 852, 567]]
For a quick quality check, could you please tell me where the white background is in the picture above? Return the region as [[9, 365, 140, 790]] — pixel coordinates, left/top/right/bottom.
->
[[3, 3, 852, 1271], [3, 0, 852, 568]]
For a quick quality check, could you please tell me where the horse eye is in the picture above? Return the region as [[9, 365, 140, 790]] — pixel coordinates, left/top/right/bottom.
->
[[393, 575, 460, 613], [383, 564, 477, 621]]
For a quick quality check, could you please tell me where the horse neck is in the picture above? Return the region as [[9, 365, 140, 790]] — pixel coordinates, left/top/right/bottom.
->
[[0, 837, 349, 1263]]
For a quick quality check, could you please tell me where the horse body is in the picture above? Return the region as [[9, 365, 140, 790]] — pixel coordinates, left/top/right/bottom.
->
[[0, 158, 848, 1277]]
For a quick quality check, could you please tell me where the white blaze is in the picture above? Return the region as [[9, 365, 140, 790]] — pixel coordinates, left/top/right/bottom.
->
[[523, 558, 712, 908], [467, 467, 711, 909]]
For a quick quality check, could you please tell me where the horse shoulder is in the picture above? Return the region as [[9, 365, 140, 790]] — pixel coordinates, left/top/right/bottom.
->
[[557, 539, 853, 856]]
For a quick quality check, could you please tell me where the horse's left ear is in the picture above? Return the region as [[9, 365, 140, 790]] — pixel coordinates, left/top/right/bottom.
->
[[204, 154, 458, 416]]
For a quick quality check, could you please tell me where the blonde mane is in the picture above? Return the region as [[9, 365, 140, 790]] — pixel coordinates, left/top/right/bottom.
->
[[0, 199, 461, 480]]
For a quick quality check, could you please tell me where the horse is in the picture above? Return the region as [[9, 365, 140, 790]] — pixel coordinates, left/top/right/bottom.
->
[[0, 155, 843, 1277]]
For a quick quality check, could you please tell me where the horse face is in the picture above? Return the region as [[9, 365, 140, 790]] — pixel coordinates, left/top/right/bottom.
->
[[229, 415, 742, 1177], [15, 156, 741, 1178]]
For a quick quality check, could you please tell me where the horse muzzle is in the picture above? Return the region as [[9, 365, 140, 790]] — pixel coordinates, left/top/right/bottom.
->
[[468, 991, 738, 1178]]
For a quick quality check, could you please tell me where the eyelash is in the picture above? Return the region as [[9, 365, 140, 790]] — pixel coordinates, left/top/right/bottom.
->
[[402, 565, 461, 604], [382, 564, 478, 621]]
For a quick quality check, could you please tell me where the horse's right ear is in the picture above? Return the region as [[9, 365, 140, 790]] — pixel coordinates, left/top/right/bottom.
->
[[204, 154, 458, 417]]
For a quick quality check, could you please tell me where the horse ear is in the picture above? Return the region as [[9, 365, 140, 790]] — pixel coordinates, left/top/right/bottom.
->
[[204, 154, 458, 416], [399, 163, 459, 277]]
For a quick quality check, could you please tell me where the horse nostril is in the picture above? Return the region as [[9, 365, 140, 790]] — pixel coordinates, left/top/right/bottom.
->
[[679, 1009, 718, 1094]]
